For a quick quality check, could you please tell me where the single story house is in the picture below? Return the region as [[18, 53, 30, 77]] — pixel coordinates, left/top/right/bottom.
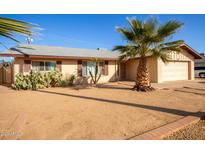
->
[[0, 43, 202, 85]]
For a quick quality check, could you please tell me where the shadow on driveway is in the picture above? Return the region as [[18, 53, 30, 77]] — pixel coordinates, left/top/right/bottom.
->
[[37, 90, 204, 117], [174, 89, 205, 96], [183, 86, 205, 91]]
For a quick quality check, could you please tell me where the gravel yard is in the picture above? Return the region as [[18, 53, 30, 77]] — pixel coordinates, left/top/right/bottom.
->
[[164, 120, 205, 140], [0, 79, 205, 139]]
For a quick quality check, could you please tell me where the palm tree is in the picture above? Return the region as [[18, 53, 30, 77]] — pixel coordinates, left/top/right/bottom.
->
[[0, 17, 36, 43], [113, 17, 184, 92]]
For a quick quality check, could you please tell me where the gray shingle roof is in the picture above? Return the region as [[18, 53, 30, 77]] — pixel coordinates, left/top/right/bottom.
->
[[0, 44, 120, 59]]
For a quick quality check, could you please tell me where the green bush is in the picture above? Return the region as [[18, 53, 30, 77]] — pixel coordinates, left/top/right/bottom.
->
[[12, 70, 63, 90], [12, 73, 32, 90], [47, 71, 62, 87], [60, 74, 76, 87], [68, 74, 75, 86]]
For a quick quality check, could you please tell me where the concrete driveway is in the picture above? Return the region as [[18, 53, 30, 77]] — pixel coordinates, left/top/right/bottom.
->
[[152, 78, 205, 90]]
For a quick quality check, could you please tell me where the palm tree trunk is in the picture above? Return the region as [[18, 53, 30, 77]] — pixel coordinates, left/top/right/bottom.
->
[[133, 57, 155, 91]]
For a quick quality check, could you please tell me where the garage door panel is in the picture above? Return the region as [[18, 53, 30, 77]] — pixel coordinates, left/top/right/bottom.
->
[[162, 62, 188, 81]]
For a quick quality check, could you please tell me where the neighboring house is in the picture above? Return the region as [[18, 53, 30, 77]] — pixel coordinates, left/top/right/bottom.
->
[[0, 43, 203, 85], [194, 53, 205, 78]]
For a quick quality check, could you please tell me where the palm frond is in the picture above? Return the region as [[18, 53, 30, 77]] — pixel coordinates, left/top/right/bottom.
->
[[152, 48, 171, 63], [114, 17, 184, 63], [0, 17, 38, 42], [157, 20, 183, 40], [0, 32, 19, 42], [113, 45, 140, 61], [160, 52, 171, 63], [116, 27, 135, 42], [127, 18, 143, 34], [162, 40, 184, 46], [161, 46, 182, 53], [160, 40, 184, 53], [144, 17, 158, 35]]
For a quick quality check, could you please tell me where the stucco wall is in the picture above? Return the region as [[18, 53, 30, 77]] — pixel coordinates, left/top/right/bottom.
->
[[124, 49, 195, 83], [99, 60, 118, 82], [76, 60, 118, 84], [157, 50, 195, 82], [14, 58, 24, 81], [61, 60, 78, 80], [125, 57, 158, 83], [168, 50, 194, 61], [13, 58, 118, 84]]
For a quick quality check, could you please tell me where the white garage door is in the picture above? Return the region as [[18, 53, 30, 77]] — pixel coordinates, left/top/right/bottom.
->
[[162, 62, 188, 82]]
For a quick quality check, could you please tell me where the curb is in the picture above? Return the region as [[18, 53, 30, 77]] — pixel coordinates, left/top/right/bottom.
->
[[129, 112, 205, 140]]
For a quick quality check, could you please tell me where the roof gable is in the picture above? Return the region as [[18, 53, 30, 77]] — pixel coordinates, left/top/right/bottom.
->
[[180, 44, 203, 59]]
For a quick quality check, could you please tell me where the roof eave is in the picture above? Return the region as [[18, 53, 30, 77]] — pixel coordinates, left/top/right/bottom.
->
[[180, 44, 203, 59], [0, 53, 119, 60], [0, 53, 24, 57], [28, 55, 119, 60]]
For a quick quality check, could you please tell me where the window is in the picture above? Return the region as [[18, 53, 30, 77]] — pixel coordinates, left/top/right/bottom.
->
[[32, 61, 44, 71], [32, 61, 56, 71], [195, 66, 205, 70], [45, 62, 56, 71], [82, 61, 105, 77]]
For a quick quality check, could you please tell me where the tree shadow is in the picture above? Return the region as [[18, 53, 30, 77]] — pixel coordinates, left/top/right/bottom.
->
[[10, 47, 30, 56], [174, 89, 205, 96], [71, 85, 91, 90], [117, 81, 135, 87], [96, 84, 132, 90], [37, 90, 204, 118], [183, 86, 205, 91]]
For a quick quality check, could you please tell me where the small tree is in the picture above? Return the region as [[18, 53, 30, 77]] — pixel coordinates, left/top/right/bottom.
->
[[88, 58, 103, 84]]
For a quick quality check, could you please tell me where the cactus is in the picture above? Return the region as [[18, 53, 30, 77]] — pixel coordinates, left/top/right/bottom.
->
[[12, 70, 62, 90]]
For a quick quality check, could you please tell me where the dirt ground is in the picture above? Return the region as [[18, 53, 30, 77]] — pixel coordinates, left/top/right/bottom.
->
[[164, 120, 205, 140], [0, 79, 205, 139]]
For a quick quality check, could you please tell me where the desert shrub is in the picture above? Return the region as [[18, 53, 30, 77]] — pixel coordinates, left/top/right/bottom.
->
[[60, 80, 67, 87], [12, 70, 62, 90], [68, 74, 75, 86], [12, 73, 32, 90], [29, 71, 46, 90], [47, 70, 62, 87], [60, 74, 76, 87]]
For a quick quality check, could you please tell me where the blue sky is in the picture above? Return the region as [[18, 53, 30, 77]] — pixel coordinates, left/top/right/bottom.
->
[[0, 14, 205, 54]]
